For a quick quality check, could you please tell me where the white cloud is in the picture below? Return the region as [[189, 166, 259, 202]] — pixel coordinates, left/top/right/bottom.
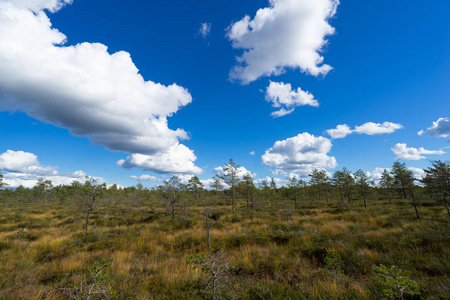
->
[[0, 149, 101, 188], [368, 167, 388, 182], [117, 144, 203, 175], [106, 183, 124, 189], [9, 0, 72, 13], [391, 143, 445, 160], [265, 81, 318, 117], [213, 165, 255, 179], [326, 124, 352, 139], [262, 132, 337, 175], [254, 176, 286, 187], [0, 150, 57, 175], [130, 174, 160, 182], [326, 122, 403, 139], [227, 0, 339, 83], [420, 117, 450, 139], [3, 172, 97, 188], [354, 122, 403, 135], [408, 167, 425, 180], [0, 0, 201, 174], [200, 178, 215, 190], [250, 151, 255, 156], [369, 166, 425, 185], [270, 108, 295, 118], [198, 22, 211, 39]]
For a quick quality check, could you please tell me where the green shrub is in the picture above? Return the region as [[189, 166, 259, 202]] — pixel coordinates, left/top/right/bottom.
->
[[324, 251, 344, 276], [0, 241, 11, 252], [372, 264, 420, 299]]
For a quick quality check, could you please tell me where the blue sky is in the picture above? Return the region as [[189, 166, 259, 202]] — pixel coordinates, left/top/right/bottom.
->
[[0, 0, 449, 188]]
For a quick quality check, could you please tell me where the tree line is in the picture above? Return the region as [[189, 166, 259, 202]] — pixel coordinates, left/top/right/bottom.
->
[[0, 159, 449, 228]]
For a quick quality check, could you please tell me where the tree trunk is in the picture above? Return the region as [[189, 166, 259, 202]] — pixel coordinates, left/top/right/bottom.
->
[[208, 227, 210, 248], [172, 201, 175, 220], [85, 194, 96, 233], [444, 197, 450, 218], [363, 194, 367, 210], [401, 182, 407, 199], [246, 187, 249, 209], [251, 193, 254, 209], [409, 188, 420, 220], [212, 272, 217, 300], [339, 186, 345, 207], [85, 208, 92, 233], [294, 194, 297, 210], [231, 185, 235, 214]]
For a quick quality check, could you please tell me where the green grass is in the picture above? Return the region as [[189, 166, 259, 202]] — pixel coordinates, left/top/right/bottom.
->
[[0, 195, 449, 299]]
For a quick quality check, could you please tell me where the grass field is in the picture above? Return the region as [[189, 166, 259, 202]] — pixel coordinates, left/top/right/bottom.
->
[[0, 195, 449, 299]]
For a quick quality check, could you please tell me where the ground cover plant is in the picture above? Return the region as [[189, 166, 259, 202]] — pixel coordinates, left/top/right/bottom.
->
[[0, 161, 449, 299]]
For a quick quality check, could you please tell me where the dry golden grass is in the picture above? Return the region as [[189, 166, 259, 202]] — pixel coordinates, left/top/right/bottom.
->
[[0, 197, 448, 299]]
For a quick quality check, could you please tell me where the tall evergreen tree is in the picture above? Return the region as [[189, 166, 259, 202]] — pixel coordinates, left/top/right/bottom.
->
[[83, 177, 105, 232], [380, 169, 395, 203], [162, 176, 182, 220], [422, 160, 450, 217], [391, 162, 420, 219], [188, 176, 203, 202], [211, 175, 224, 202], [309, 169, 331, 204], [222, 159, 240, 214], [333, 167, 354, 206], [242, 173, 255, 209], [355, 169, 371, 210], [0, 171, 5, 188], [287, 177, 305, 209]]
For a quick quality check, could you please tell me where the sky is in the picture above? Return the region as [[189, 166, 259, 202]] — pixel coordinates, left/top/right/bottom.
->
[[0, 0, 449, 189]]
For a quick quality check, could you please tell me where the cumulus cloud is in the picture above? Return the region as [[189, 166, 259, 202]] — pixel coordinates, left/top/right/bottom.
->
[[198, 22, 211, 39], [0, 0, 201, 174], [130, 174, 160, 182], [325, 124, 352, 139], [326, 122, 403, 139], [117, 144, 203, 175], [354, 122, 403, 135], [262, 132, 337, 175], [367, 167, 387, 183], [254, 176, 286, 187], [265, 81, 318, 117], [391, 143, 445, 160], [0, 150, 100, 188], [227, 0, 339, 83], [0, 150, 57, 175], [210, 165, 255, 190], [369, 167, 426, 186], [9, 0, 72, 12], [369, 167, 425, 185], [419, 117, 450, 139], [250, 151, 255, 156], [408, 167, 425, 180], [213, 165, 255, 179], [199, 178, 215, 190]]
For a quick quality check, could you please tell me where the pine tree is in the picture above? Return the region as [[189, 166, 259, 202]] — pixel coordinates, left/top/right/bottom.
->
[[222, 159, 240, 214], [422, 160, 450, 217]]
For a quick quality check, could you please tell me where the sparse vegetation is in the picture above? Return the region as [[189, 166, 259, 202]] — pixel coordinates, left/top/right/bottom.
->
[[0, 160, 449, 299]]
